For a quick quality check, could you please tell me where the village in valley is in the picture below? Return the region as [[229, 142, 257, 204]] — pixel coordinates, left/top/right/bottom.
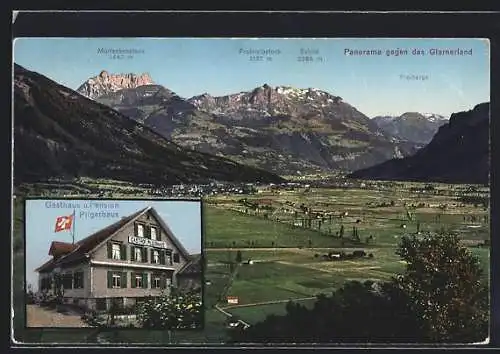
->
[[14, 173, 490, 343]]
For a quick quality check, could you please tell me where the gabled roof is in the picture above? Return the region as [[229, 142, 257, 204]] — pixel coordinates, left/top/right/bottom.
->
[[35, 258, 56, 273], [36, 206, 192, 271], [178, 253, 202, 275], [48, 241, 77, 256], [55, 207, 148, 266], [148, 207, 191, 260]]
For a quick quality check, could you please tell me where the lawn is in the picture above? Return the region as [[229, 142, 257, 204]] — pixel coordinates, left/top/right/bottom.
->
[[223, 260, 385, 305], [204, 186, 490, 251], [204, 206, 343, 248], [204, 265, 233, 307], [227, 298, 317, 325]]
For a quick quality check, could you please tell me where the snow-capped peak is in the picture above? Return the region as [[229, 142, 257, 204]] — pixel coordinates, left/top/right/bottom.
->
[[422, 113, 447, 121]]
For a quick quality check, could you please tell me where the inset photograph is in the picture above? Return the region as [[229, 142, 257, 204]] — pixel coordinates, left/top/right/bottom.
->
[[25, 199, 203, 329]]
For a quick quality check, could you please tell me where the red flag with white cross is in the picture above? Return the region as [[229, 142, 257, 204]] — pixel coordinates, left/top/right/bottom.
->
[[54, 214, 74, 232]]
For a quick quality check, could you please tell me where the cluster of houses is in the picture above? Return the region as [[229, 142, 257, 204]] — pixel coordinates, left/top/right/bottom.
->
[[148, 183, 259, 198]]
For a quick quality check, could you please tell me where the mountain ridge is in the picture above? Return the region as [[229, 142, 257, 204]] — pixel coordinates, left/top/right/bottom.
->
[[76, 75, 419, 175], [372, 112, 449, 145], [349, 102, 489, 184], [13, 64, 285, 186]]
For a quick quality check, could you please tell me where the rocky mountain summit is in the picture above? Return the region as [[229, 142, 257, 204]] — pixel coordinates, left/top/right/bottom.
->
[[76, 70, 155, 99]]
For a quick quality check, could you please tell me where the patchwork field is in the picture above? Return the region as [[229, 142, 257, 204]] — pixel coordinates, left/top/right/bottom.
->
[[203, 183, 490, 330], [13, 180, 490, 344]]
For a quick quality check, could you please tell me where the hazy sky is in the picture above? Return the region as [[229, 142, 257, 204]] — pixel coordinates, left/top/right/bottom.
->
[[13, 38, 489, 117], [25, 199, 201, 291]]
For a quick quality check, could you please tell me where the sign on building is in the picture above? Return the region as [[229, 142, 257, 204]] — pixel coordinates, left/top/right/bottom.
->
[[128, 236, 168, 249], [227, 296, 239, 304]]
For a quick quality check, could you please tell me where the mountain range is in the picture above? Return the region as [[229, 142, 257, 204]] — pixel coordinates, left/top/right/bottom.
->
[[13, 64, 284, 186], [350, 102, 490, 184], [77, 72, 421, 176], [372, 112, 448, 145], [15, 66, 488, 186]]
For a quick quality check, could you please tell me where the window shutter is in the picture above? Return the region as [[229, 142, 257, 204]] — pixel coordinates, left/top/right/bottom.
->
[[131, 272, 136, 288], [160, 250, 165, 265], [142, 273, 148, 289], [107, 271, 113, 288], [160, 275, 166, 289], [173, 253, 180, 263], [150, 249, 154, 263], [121, 244, 127, 260], [134, 223, 138, 236], [145, 226, 151, 239], [130, 246, 135, 261], [157, 230, 161, 241], [143, 248, 148, 263], [107, 242, 112, 259], [121, 272, 127, 288]]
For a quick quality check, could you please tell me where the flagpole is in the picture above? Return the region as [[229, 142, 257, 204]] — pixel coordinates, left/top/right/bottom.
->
[[72, 209, 76, 244]]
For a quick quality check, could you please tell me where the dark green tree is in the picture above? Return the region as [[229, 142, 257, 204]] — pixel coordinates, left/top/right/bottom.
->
[[339, 225, 345, 239], [235, 250, 243, 263], [395, 232, 488, 342]]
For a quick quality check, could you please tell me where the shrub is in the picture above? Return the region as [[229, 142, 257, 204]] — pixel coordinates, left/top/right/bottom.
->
[[352, 250, 366, 258], [136, 289, 203, 330], [81, 310, 107, 327]]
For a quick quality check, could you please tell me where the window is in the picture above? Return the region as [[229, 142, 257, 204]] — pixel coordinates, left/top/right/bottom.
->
[[112, 274, 121, 288], [132, 273, 148, 289], [134, 247, 142, 262], [112, 244, 121, 260], [73, 271, 84, 289], [108, 242, 126, 260], [150, 227, 158, 240], [166, 254, 172, 266], [107, 271, 127, 289], [137, 224, 144, 237], [96, 298, 107, 311], [152, 250, 160, 264], [153, 276, 161, 289], [173, 253, 180, 263], [40, 277, 49, 290], [111, 297, 124, 309], [135, 274, 142, 288], [62, 273, 73, 289]]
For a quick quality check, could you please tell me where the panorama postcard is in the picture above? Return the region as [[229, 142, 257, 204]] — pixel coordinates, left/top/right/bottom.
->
[[12, 38, 490, 345]]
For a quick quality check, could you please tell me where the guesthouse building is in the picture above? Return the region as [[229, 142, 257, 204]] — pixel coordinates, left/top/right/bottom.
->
[[35, 206, 201, 311]]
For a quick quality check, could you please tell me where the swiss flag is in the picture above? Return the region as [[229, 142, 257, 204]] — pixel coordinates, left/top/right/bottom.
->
[[54, 214, 74, 232]]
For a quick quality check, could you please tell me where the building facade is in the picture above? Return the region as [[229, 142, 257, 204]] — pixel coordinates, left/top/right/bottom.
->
[[35, 206, 201, 311]]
